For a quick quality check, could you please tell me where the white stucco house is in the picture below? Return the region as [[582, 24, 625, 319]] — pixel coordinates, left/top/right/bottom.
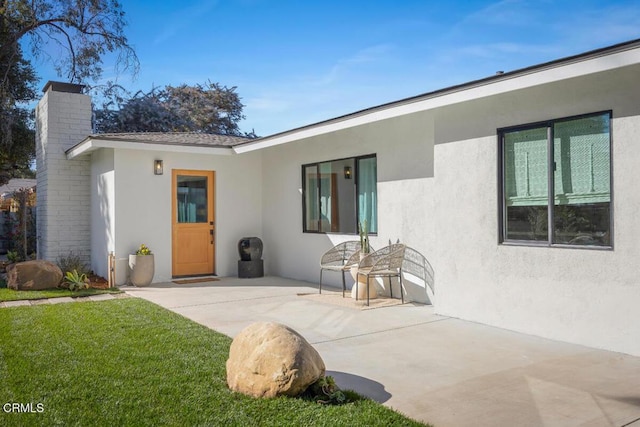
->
[[36, 39, 640, 357]]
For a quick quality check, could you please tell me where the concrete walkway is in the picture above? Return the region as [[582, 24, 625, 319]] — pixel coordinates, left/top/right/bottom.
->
[[125, 276, 640, 427], [0, 292, 126, 308]]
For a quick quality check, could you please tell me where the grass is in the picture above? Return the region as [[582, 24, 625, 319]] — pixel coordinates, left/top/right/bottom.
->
[[0, 298, 428, 426], [0, 286, 122, 302]]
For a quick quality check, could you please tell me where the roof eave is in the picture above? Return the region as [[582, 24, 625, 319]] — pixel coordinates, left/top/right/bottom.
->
[[66, 137, 235, 159]]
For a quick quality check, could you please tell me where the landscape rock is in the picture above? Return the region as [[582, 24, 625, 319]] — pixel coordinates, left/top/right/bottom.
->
[[6, 260, 63, 290], [226, 321, 325, 398]]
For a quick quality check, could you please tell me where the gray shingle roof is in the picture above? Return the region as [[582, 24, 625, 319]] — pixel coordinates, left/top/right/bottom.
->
[[90, 132, 251, 147]]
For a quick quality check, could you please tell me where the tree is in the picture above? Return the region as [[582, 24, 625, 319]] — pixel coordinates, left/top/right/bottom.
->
[[0, 0, 138, 88], [0, 15, 38, 184], [8, 186, 36, 261], [0, 0, 139, 184], [94, 81, 257, 137], [0, 107, 35, 184], [0, 40, 37, 184]]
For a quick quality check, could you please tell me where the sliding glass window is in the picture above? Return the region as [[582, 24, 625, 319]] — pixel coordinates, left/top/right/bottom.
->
[[303, 155, 377, 234], [499, 111, 612, 247]]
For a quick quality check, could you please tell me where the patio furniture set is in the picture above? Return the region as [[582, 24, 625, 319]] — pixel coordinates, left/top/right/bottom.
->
[[318, 241, 410, 306]]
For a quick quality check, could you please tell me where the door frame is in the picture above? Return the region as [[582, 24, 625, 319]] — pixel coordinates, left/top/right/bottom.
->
[[171, 169, 216, 277]]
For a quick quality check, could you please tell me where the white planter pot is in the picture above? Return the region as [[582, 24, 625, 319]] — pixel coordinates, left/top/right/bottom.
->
[[350, 265, 378, 300], [129, 254, 155, 287]]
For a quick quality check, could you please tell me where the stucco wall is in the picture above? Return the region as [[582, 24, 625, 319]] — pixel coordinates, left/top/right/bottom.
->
[[431, 65, 640, 356], [261, 112, 435, 304], [90, 149, 116, 281], [100, 148, 262, 283], [260, 63, 640, 356]]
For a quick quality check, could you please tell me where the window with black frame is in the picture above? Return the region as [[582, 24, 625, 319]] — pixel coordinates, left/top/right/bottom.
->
[[499, 111, 612, 247], [303, 155, 377, 234]]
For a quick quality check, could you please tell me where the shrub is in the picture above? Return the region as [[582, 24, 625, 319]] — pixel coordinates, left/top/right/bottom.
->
[[6, 250, 20, 263], [5, 249, 35, 264], [57, 252, 90, 276], [63, 269, 90, 291]]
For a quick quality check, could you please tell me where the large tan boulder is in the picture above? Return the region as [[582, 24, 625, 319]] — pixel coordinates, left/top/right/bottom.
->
[[6, 260, 63, 290], [226, 321, 325, 398]]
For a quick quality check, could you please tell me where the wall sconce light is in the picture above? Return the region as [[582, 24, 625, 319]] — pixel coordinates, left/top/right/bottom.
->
[[154, 160, 163, 175], [344, 166, 352, 179]]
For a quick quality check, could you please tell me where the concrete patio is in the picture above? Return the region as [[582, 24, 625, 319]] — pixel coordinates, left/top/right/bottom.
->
[[125, 276, 640, 427]]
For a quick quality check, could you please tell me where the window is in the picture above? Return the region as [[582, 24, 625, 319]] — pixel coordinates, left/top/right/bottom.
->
[[499, 111, 612, 247], [303, 155, 377, 234], [176, 175, 208, 223]]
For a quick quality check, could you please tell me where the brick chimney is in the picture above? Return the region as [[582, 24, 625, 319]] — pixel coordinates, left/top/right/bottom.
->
[[35, 81, 92, 265]]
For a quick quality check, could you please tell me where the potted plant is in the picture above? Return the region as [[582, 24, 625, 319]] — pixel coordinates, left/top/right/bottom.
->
[[129, 244, 154, 287], [358, 220, 370, 260], [352, 220, 377, 300]]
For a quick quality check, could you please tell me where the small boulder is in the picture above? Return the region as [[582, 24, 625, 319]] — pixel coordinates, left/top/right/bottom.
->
[[226, 321, 325, 398], [6, 260, 63, 290]]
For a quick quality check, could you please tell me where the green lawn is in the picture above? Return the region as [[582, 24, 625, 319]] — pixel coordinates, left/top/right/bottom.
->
[[0, 298, 427, 426], [0, 287, 122, 302]]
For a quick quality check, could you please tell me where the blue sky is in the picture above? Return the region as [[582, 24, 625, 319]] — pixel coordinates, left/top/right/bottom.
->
[[30, 0, 640, 136]]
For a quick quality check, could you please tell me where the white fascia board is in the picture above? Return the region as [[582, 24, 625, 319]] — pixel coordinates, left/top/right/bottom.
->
[[234, 47, 640, 154], [66, 139, 98, 159], [67, 138, 234, 159]]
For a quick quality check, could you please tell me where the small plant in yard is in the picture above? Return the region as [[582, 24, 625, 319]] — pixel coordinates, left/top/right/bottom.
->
[[57, 252, 90, 276], [63, 269, 90, 291], [6, 250, 20, 263], [136, 244, 152, 255], [305, 375, 350, 405]]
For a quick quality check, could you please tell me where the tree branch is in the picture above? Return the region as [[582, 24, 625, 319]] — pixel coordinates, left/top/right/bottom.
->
[[47, 22, 78, 81]]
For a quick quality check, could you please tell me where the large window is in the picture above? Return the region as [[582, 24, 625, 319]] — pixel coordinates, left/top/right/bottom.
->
[[303, 155, 377, 234], [499, 111, 612, 247]]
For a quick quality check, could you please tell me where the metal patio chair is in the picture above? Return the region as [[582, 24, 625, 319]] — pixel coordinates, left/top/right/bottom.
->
[[356, 243, 406, 306], [402, 245, 435, 297], [319, 240, 361, 297]]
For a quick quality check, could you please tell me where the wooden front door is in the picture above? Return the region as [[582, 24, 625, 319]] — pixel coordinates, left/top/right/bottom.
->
[[172, 170, 215, 277]]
